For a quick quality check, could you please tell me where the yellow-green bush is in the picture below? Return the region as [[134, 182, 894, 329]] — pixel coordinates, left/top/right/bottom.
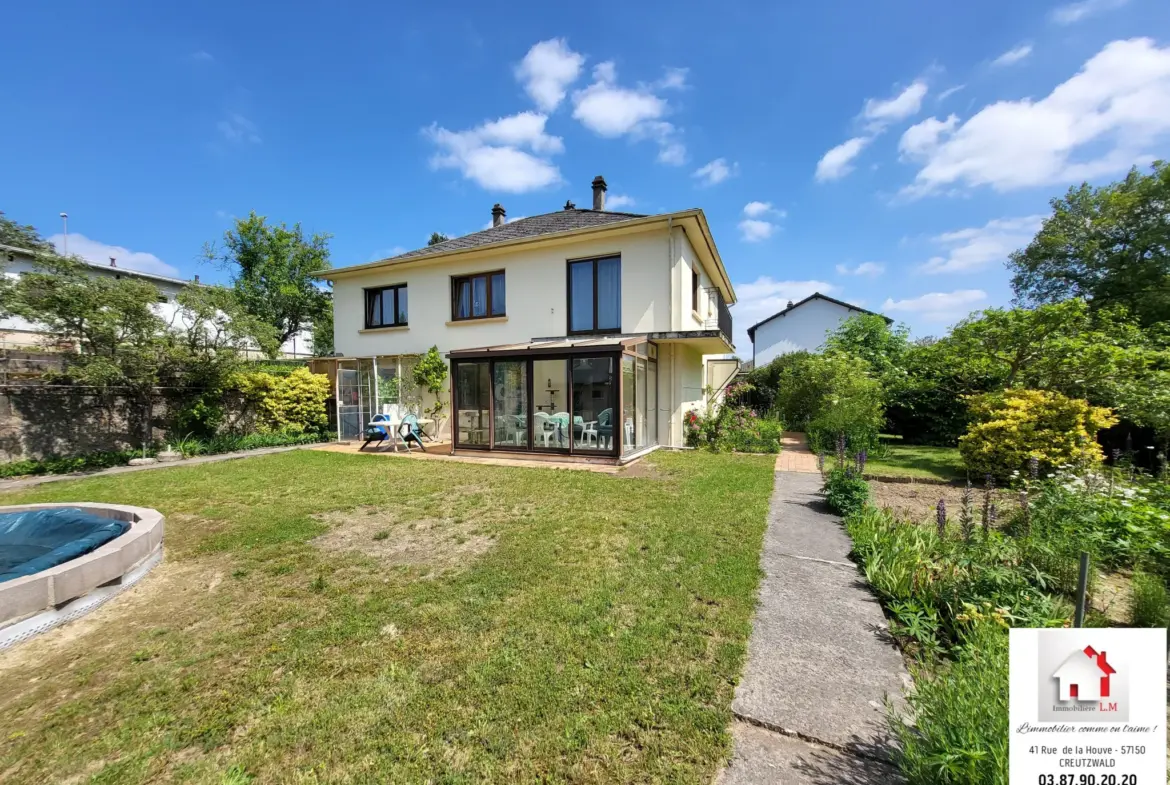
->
[[234, 367, 331, 434], [958, 388, 1116, 480]]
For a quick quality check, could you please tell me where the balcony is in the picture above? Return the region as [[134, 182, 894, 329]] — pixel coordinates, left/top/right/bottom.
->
[[701, 288, 734, 348]]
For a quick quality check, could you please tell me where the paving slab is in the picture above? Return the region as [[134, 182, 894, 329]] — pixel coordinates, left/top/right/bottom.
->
[[726, 469, 910, 780], [718, 722, 899, 785]]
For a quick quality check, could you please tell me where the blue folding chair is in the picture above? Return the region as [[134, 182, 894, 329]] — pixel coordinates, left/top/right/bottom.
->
[[398, 414, 427, 452], [361, 414, 392, 451]]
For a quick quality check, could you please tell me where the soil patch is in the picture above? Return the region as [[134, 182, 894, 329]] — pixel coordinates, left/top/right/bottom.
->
[[311, 506, 494, 571], [617, 460, 669, 480], [871, 479, 1019, 523]]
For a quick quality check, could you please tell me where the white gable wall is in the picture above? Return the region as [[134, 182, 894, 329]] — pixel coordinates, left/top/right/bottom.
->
[[752, 298, 867, 366]]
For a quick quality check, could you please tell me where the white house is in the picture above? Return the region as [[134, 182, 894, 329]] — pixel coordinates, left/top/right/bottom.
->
[[1053, 646, 1116, 702], [0, 243, 314, 358], [747, 292, 891, 367], [314, 175, 739, 463]]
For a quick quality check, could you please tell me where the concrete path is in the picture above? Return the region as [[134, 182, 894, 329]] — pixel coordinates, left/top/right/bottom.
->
[[718, 471, 910, 784], [775, 432, 819, 473]]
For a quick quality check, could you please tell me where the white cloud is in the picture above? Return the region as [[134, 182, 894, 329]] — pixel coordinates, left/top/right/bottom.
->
[[992, 43, 1034, 67], [903, 38, 1170, 197], [738, 219, 776, 243], [899, 114, 959, 160], [919, 215, 1044, 274], [217, 114, 260, 144], [49, 233, 180, 278], [515, 38, 585, 112], [738, 201, 785, 241], [571, 61, 686, 164], [425, 111, 564, 192], [882, 289, 987, 321], [816, 137, 870, 181], [605, 194, 636, 209], [836, 262, 885, 277], [1051, 0, 1129, 25], [481, 215, 527, 229], [863, 81, 929, 127], [192, 50, 214, 63], [938, 85, 966, 103], [731, 277, 835, 349], [693, 158, 738, 186]]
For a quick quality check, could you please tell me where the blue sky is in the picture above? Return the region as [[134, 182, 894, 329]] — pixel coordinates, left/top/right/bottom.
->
[[4, 0, 1169, 351]]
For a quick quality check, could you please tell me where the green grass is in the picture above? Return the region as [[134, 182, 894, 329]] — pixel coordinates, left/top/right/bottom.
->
[[0, 449, 774, 784], [830, 440, 964, 481]]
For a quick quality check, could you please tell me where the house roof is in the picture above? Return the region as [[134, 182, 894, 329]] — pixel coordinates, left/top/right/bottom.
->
[[1, 243, 193, 288], [379, 208, 647, 265], [746, 291, 892, 342], [318, 204, 737, 304]]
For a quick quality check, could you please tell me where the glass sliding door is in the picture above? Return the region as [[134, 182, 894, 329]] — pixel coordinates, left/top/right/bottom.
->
[[572, 357, 616, 454], [454, 362, 491, 448], [492, 361, 529, 449], [532, 358, 570, 450], [635, 358, 647, 449], [647, 360, 658, 447], [622, 355, 636, 455]]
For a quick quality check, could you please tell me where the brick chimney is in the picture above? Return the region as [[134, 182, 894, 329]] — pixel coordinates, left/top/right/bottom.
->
[[491, 203, 506, 227], [591, 175, 607, 211]]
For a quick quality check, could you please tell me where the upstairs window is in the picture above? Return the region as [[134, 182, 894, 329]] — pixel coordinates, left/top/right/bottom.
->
[[692, 265, 701, 314], [365, 284, 408, 329], [567, 256, 620, 335], [452, 271, 506, 320]]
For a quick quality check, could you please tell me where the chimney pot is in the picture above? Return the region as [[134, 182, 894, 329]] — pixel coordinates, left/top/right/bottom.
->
[[491, 203, 506, 228], [786, 300, 794, 308], [193, 275, 200, 284], [109, 257, 117, 267], [591, 175, 607, 211], [564, 200, 576, 210]]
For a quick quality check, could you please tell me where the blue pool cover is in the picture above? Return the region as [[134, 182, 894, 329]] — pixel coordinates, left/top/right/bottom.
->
[[0, 508, 129, 583]]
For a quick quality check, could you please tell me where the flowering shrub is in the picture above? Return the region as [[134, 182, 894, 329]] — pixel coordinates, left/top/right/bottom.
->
[[684, 399, 783, 454], [958, 388, 1117, 480]]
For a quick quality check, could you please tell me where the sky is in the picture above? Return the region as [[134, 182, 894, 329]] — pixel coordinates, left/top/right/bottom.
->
[[3, 0, 1170, 353]]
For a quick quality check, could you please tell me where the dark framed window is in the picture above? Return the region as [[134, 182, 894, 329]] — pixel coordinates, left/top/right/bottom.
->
[[567, 256, 620, 335], [365, 284, 408, 329], [452, 271, 506, 320], [692, 265, 700, 313]]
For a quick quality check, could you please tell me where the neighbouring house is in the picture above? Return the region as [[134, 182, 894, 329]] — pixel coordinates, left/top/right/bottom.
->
[[313, 175, 739, 463], [1053, 646, 1115, 702], [746, 292, 891, 366], [0, 243, 314, 358]]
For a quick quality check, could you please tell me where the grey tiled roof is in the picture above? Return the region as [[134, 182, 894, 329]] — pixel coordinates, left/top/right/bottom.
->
[[377, 208, 648, 264]]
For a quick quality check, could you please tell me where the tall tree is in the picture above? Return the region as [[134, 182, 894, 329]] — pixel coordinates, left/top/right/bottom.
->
[[205, 212, 332, 357], [0, 210, 54, 253], [1009, 161, 1170, 327], [427, 232, 450, 246]]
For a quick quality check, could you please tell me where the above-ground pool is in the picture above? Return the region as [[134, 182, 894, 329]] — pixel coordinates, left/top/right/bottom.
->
[[0, 508, 129, 583], [0, 503, 165, 647]]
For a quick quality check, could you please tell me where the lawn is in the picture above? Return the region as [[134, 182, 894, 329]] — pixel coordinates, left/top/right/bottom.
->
[[831, 440, 964, 481], [0, 449, 774, 784]]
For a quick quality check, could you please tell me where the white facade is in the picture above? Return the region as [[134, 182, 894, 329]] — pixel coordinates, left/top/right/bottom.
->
[[324, 210, 736, 451], [750, 295, 878, 366]]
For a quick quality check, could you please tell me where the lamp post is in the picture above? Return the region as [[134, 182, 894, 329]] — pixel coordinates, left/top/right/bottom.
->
[[59, 212, 68, 256]]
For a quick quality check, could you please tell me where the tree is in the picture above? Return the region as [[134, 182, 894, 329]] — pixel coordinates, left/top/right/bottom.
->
[[1009, 162, 1170, 327], [0, 210, 53, 253], [824, 314, 910, 380], [204, 211, 332, 357], [310, 291, 335, 356], [427, 232, 450, 246]]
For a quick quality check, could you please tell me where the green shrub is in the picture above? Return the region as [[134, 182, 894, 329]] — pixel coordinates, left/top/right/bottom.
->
[[234, 367, 331, 434], [822, 468, 869, 517], [892, 619, 1009, 785], [172, 430, 329, 458], [958, 388, 1117, 481], [684, 403, 783, 454], [0, 449, 142, 479], [1130, 571, 1170, 627]]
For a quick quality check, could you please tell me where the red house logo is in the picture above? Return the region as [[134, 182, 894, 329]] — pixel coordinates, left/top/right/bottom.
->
[[1053, 645, 1117, 702]]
